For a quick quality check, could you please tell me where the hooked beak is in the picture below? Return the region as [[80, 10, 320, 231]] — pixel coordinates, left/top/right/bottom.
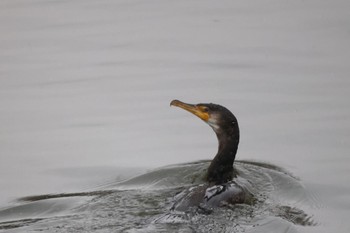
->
[[170, 99, 209, 122]]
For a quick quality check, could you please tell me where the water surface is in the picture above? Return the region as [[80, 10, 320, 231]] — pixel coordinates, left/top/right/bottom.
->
[[0, 0, 349, 232]]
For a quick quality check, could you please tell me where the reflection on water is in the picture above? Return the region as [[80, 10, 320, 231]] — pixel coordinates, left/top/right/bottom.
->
[[0, 161, 315, 232]]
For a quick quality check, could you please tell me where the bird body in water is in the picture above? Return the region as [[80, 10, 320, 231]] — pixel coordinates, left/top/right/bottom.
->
[[170, 100, 251, 211]]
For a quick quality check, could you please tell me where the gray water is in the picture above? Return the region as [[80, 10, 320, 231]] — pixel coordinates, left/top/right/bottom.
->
[[0, 0, 349, 232]]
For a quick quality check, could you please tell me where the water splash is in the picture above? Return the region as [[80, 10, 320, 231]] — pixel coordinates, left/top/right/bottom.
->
[[0, 161, 316, 232]]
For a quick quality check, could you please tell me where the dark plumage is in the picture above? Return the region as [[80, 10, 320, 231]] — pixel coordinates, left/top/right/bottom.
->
[[170, 100, 247, 210], [197, 103, 240, 185], [170, 100, 239, 184]]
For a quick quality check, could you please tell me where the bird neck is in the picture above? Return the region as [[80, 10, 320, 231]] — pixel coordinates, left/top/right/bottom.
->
[[206, 124, 239, 185]]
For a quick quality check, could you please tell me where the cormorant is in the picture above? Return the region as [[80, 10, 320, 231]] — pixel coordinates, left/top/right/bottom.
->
[[170, 100, 249, 211]]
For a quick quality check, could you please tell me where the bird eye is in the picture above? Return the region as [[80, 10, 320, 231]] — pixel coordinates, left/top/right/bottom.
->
[[202, 107, 209, 113]]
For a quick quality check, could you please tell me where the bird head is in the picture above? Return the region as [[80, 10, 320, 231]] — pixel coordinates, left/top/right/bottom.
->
[[170, 99, 237, 134]]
